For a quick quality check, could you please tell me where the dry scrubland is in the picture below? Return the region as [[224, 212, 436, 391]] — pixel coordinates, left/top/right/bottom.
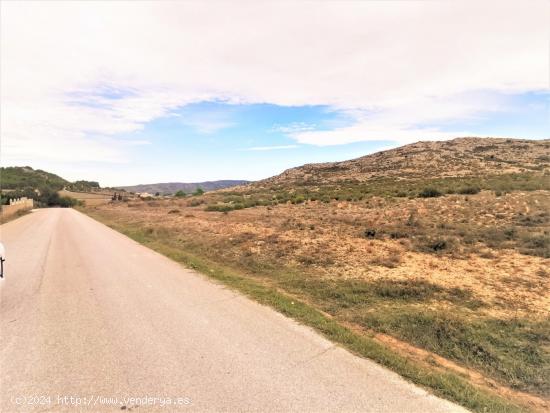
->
[[86, 138, 550, 412], [58, 189, 113, 206]]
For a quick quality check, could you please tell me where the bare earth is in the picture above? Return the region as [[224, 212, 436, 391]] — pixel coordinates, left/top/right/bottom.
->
[[0, 209, 466, 412]]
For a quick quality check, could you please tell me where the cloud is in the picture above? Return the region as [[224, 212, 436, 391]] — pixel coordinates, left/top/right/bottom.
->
[[177, 106, 236, 134], [289, 92, 505, 145], [270, 122, 317, 134], [1, 0, 547, 162], [244, 145, 299, 151]]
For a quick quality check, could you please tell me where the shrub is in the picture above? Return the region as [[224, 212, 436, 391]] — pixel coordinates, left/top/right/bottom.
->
[[415, 236, 457, 254], [364, 229, 377, 239], [429, 239, 447, 251], [188, 199, 205, 207], [418, 187, 442, 198], [369, 251, 402, 268], [457, 186, 481, 195], [174, 190, 186, 197], [519, 234, 550, 258]]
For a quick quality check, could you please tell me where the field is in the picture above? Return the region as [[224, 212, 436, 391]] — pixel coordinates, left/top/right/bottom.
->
[[58, 189, 113, 206], [83, 138, 550, 412], [85, 184, 549, 412]]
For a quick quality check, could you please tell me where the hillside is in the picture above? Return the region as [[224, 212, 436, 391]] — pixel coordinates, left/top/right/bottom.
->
[[0, 166, 100, 207], [87, 136, 549, 409], [258, 137, 550, 187], [118, 180, 250, 195], [0, 166, 68, 191]]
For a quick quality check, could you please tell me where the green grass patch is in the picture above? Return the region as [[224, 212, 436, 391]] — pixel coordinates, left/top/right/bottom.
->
[[356, 309, 549, 396]]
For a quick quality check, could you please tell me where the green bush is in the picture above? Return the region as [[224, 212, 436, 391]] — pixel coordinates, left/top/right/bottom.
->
[[458, 186, 481, 195], [419, 187, 443, 198]]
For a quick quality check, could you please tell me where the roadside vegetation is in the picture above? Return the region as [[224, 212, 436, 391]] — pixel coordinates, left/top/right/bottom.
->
[[0, 166, 91, 208], [82, 139, 549, 412], [83, 183, 549, 412], [83, 206, 533, 413], [0, 208, 31, 224]]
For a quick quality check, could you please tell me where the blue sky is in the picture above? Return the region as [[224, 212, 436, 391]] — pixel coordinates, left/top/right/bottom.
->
[[100, 93, 548, 185], [124, 103, 388, 182], [1, 1, 548, 186]]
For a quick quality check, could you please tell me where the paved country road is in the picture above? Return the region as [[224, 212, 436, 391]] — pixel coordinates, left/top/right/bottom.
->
[[0, 209, 467, 412]]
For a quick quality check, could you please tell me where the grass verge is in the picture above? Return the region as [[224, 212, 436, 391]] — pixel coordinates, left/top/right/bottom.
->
[[0, 209, 31, 225], [82, 207, 534, 413]]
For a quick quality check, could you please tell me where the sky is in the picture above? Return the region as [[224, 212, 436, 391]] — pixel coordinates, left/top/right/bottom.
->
[[1, 1, 548, 186]]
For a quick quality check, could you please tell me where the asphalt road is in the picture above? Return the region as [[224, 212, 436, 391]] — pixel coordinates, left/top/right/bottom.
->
[[0, 209, 467, 412]]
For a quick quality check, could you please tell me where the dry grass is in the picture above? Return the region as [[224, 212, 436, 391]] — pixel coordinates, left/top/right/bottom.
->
[[81, 137, 550, 411], [86, 188, 549, 401]]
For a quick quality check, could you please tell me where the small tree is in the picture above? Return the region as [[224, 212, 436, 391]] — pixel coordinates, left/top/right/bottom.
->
[[193, 187, 204, 196], [175, 190, 186, 197]]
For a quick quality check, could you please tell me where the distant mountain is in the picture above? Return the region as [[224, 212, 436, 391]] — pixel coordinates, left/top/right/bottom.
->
[[257, 137, 550, 187], [117, 180, 250, 195]]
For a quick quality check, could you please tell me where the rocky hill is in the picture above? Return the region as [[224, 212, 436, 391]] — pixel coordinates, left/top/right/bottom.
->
[[258, 138, 550, 187]]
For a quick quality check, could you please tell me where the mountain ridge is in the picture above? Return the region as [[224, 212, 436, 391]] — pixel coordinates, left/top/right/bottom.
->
[[117, 180, 250, 195], [254, 137, 550, 187]]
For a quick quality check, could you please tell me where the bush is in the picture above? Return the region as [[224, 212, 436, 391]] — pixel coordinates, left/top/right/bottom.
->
[[187, 199, 205, 207], [418, 187, 442, 198], [457, 186, 481, 195], [56, 196, 78, 208], [369, 251, 402, 268], [205, 204, 233, 212], [415, 236, 457, 254], [364, 229, 377, 239], [519, 234, 550, 258], [174, 190, 186, 197]]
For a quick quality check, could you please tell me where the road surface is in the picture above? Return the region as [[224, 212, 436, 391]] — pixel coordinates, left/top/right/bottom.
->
[[0, 209, 467, 412]]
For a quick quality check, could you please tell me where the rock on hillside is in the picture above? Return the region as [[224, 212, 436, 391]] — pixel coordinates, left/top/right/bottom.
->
[[259, 137, 550, 186]]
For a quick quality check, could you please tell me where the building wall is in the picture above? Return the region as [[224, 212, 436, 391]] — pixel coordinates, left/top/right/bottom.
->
[[1, 198, 34, 219]]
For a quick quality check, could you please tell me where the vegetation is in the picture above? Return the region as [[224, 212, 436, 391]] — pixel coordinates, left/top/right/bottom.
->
[[1, 186, 79, 207], [80, 138, 549, 411], [66, 180, 100, 192], [0, 166, 67, 190], [419, 187, 443, 198], [82, 208, 535, 413], [193, 173, 550, 214], [0, 208, 31, 224], [1, 166, 90, 207]]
